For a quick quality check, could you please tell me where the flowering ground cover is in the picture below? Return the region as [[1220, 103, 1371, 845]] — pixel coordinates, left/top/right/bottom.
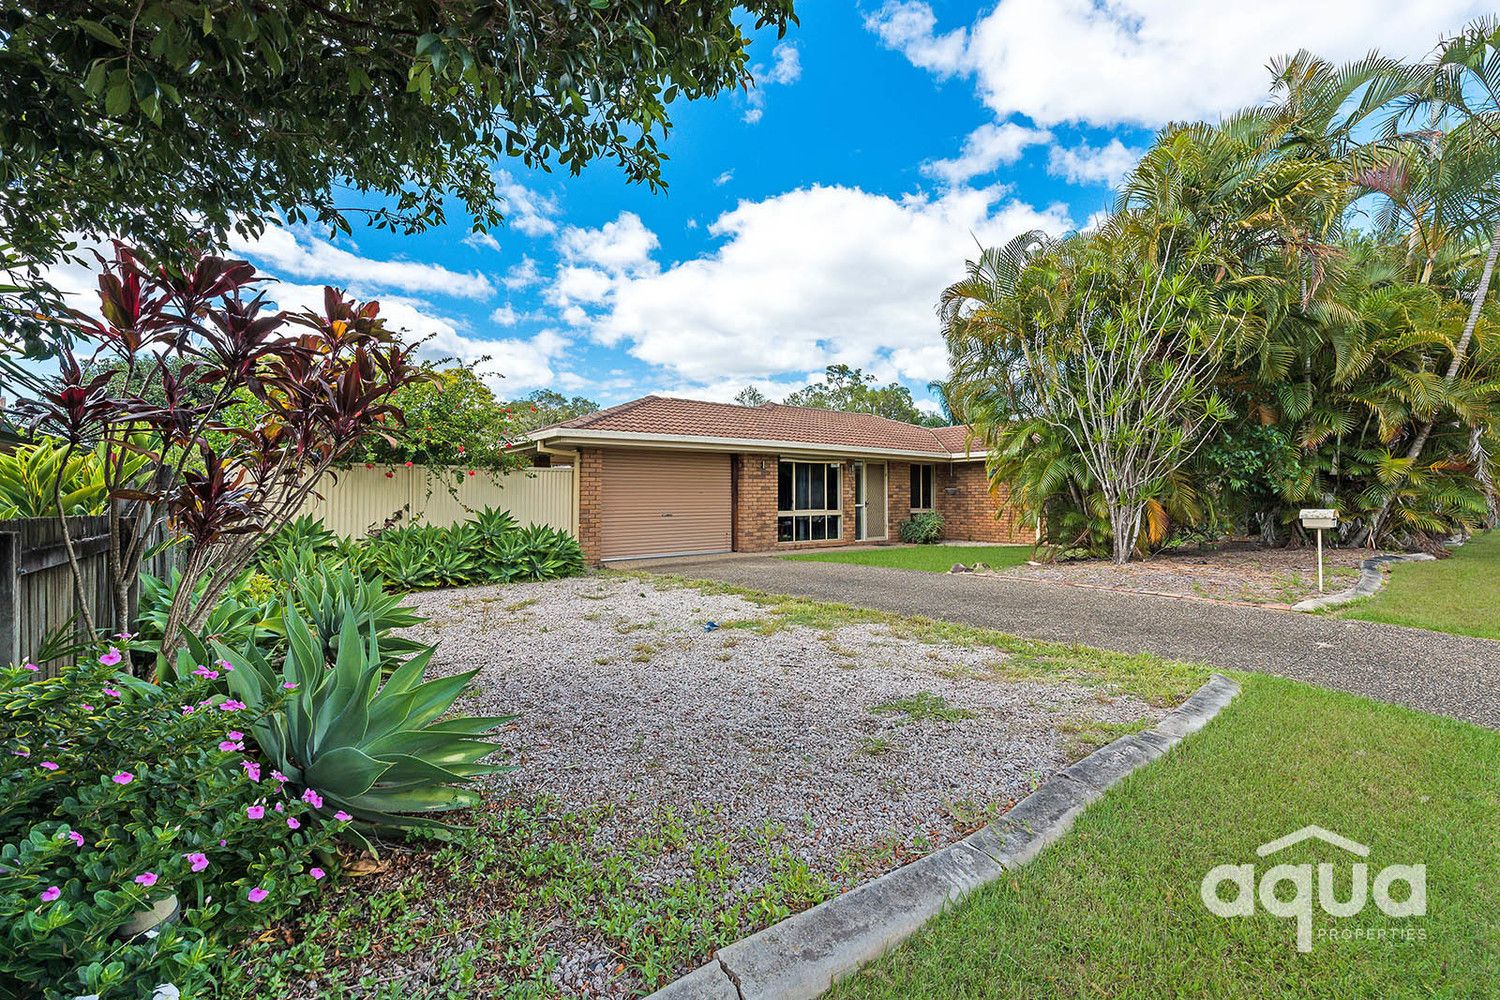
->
[[236, 574, 1210, 998]]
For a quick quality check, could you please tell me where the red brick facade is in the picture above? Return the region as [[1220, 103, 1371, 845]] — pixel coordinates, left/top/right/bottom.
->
[[576, 447, 605, 565], [573, 447, 1029, 564]]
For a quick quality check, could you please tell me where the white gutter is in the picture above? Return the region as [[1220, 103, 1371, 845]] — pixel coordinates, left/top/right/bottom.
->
[[525, 426, 981, 463]]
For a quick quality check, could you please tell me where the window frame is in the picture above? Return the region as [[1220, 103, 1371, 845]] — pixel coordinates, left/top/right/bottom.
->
[[777, 459, 843, 543], [910, 463, 935, 511]]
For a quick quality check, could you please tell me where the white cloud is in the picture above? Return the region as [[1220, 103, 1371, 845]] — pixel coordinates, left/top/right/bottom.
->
[[867, 0, 1490, 127], [496, 171, 559, 236], [925, 122, 1052, 185], [1047, 139, 1144, 186], [568, 184, 1072, 385], [501, 256, 542, 291], [461, 230, 501, 252], [745, 43, 801, 124], [488, 303, 518, 326], [714, 170, 735, 187], [230, 226, 494, 299], [556, 212, 659, 275]]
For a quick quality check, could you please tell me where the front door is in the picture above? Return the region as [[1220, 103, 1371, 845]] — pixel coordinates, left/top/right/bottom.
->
[[864, 462, 888, 540]]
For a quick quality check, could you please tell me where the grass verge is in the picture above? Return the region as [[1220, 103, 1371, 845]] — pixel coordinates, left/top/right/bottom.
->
[[782, 544, 1032, 573], [829, 675, 1500, 999], [1343, 531, 1500, 640]]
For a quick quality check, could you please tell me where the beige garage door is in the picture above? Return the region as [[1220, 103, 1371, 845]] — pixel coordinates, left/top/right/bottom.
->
[[600, 450, 732, 560]]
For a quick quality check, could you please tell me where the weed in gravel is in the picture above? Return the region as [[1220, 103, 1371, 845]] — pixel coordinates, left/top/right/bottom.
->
[[506, 597, 540, 613], [1057, 717, 1151, 757], [872, 691, 975, 723], [857, 736, 895, 756], [631, 642, 657, 663]]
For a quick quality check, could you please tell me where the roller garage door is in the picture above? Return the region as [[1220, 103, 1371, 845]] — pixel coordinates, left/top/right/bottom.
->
[[600, 450, 732, 560]]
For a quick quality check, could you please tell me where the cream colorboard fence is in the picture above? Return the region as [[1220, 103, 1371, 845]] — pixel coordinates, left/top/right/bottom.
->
[[300, 465, 576, 538]]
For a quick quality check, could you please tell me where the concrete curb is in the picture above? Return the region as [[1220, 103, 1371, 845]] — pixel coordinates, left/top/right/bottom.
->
[[644, 673, 1242, 1000], [1290, 554, 1435, 612]]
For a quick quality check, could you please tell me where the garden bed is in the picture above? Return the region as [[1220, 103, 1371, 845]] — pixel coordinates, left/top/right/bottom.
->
[[1003, 540, 1379, 606], [241, 574, 1198, 999]]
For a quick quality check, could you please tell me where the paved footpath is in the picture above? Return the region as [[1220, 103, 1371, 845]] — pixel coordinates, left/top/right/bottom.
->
[[643, 556, 1500, 729]]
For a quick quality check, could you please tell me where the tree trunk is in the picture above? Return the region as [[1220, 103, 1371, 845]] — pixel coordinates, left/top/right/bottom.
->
[[1370, 222, 1500, 544], [1109, 503, 1143, 564]]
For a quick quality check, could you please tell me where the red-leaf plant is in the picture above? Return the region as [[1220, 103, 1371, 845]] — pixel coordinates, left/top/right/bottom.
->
[[12, 243, 426, 666]]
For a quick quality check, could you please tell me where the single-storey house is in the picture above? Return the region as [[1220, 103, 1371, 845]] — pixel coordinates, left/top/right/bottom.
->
[[522, 395, 1031, 564]]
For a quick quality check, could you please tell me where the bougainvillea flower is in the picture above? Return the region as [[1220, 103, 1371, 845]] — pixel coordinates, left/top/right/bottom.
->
[[112, 771, 133, 784], [286, 816, 301, 830], [40, 886, 61, 902], [99, 647, 122, 666], [247, 886, 269, 903], [135, 872, 158, 887], [302, 788, 323, 809], [241, 760, 261, 782], [186, 852, 209, 873], [39, 761, 58, 770], [246, 805, 264, 819], [309, 867, 326, 880]]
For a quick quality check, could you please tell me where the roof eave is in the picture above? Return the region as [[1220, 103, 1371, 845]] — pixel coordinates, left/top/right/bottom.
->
[[523, 426, 981, 462]]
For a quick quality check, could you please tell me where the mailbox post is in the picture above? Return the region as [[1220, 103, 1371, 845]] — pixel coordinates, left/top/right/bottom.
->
[[1299, 508, 1339, 592]]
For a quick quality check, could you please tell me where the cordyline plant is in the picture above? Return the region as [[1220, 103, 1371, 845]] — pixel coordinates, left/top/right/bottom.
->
[[7, 242, 426, 665]]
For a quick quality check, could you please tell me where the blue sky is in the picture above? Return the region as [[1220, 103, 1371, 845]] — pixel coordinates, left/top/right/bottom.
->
[[180, 1, 1495, 413]]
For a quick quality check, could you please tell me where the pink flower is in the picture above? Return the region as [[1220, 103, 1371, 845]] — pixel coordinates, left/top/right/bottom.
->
[[271, 770, 288, 784], [219, 699, 246, 712], [99, 647, 122, 667], [218, 659, 234, 672], [115, 631, 135, 641], [38, 761, 58, 771], [181, 705, 195, 715], [112, 771, 133, 785], [309, 867, 326, 880], [218, 740, 243, 752], [102, 686, 120, 698], [192, 665, 219, 680], [81, 704, 93, 712], [247, 886, 268, 903], [286, 816, 300, 830], [334, 811, 352, 822], [21, 662, 37, 672], [227, 731, 244, 741], [186, 852, 209, 873], [281, 682, 298, 690], [246, 805, 264, 820], [68, 831, 85, 847], [241, 760, 261, 782], [11, 749, 27, 757], [135, 872, 158, 887], [274, 802, 284, 812], [301, 788, 323, 809], [40, 886, 61, 902]]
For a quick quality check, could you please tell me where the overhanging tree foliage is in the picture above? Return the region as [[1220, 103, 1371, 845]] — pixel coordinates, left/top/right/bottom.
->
[[0, 0, 796, 352]]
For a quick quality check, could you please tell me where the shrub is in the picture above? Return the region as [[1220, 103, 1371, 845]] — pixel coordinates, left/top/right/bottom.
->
[[361, 509, 585, 590], [217, 600, 513, 847], [0, 655, 342, 998], [898, 511, 945, 544]]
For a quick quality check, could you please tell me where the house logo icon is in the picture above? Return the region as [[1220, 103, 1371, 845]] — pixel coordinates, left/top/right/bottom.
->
[[1201, 825, 1426, 952]]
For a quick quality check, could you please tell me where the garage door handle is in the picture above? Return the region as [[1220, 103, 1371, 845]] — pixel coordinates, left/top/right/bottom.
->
[[661, 512, 673, 517]]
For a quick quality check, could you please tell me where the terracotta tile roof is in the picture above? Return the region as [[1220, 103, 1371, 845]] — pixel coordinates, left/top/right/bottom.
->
[[533, 395, 980, 457]]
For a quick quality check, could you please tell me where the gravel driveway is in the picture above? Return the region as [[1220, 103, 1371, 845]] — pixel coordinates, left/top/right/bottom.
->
[[649, 555, 1500, 728], [405, 576, 1159, 870]]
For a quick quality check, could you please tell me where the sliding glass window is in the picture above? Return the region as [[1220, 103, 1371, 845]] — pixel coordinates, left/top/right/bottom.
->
[[777, 460, 842, 542]]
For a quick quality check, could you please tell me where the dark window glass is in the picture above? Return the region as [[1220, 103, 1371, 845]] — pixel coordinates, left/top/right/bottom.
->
[[778, 516, 793, 542], [778, 461, 792, 510], [827, 464, 841, 508], [828, 515, 841, 539], [911, 464, 934, 508]]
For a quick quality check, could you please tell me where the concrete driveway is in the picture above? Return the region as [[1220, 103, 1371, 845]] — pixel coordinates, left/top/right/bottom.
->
[[639, 555, 1500, 729]]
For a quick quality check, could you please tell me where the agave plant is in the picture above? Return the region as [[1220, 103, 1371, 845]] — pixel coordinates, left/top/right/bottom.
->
[[218, 601, 511, 843], [427, 526, 480, 588], [505, 524, 585, 581], [139, 569, 276, 676], [272, 563, 428, 668], [367, 530, 440, 590]]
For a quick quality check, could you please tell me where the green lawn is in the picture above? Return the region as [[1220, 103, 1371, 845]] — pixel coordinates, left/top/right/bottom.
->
[[830, 675, 1500, 999], [783, 544, 1031, 573], [1344, 530, 1500, 640]]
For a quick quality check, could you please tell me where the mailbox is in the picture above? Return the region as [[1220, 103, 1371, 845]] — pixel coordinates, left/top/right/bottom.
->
[[1299, 508, 1338, 530]]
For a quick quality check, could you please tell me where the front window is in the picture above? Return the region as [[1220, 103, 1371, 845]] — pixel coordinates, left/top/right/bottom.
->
[[778, 460, 842, 542], [911, 464, 935, 510]]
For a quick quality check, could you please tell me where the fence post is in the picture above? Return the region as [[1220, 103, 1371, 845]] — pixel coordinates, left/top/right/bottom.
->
[[0, 532, 19, 667]]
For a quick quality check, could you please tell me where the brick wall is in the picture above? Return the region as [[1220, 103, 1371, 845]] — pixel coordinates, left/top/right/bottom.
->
[[577, 447, 604, 565], [935, 461, 1032, 543]]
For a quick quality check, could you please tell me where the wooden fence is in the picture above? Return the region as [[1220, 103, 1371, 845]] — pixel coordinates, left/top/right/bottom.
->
[[298, 465, 577, 538], [0, 516, 179, 672]]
